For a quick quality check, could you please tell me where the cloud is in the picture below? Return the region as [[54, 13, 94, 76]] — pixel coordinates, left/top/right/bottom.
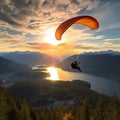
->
[[0, 0, 102, 49], [26, 42, 53, 50], [0, 31, 12, 39], [25, 42, 101, 55], [74, 44, 98, 50], [101, 42, 120, 51], [0, 0, 100, 32], [0, 37, 25, 52], [0, 0, 120, 54], [104, 38, 120, 44], [91, 1, 120, 31], [26, 42, 76, 54], [0, 30, 25, 41], [62, 27, 104, 44]]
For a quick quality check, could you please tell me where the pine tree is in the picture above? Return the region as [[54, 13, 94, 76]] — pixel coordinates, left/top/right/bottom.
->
[[0, 88, 9, 120], [21, 100, 32, 120], [106, 95, 120, 120], [94, 95, 106, 120], [9, 102, 21, 120], [29, 106, 37, 120], [80, 97, 90, 120]]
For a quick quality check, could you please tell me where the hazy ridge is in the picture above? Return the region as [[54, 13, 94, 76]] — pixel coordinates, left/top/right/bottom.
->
[[0, 51, 60, 66], [0, 56, 29, 74]]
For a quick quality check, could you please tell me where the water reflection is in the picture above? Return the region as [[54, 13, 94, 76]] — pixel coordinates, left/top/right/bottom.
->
[[40, 66, 120, 98], [47, 67, 59, 80]]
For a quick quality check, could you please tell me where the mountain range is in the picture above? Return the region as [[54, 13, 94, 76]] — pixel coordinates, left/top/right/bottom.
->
[[0, 51, 60, 66], [81, 50, 120, 55], [57, 50, 120, 81], [0, 50, 120, 81]]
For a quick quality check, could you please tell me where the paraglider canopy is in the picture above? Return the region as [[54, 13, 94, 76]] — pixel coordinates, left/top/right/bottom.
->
[[55, 15, 99, 40]]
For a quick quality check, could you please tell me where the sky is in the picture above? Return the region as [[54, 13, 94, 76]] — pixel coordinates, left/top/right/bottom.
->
[[0, 0, 120, 56]]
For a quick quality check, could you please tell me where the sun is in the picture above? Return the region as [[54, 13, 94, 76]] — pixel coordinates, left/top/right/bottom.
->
[[45, 28, 61, 46]]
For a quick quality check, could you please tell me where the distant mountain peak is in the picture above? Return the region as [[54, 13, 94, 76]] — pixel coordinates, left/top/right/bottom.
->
[[0, 51, 43, 55], [81, 50, 120, 55]]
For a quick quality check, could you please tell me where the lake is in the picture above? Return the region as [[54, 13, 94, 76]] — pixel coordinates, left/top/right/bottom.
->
[[39, 66, 120, 99]]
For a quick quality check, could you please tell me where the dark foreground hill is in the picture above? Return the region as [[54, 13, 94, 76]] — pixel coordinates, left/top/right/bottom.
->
[[10, 80, 99, 107], [9, 80, 103, 108], [58, 51, 120, 81]]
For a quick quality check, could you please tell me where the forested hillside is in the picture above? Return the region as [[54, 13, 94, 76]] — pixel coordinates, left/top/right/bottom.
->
[[0, 87, 120, 120]]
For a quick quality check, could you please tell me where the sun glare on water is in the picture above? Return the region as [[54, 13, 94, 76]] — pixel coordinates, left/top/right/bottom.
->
[[47, 67, 59, 80], [45, 28, 61, 46]]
